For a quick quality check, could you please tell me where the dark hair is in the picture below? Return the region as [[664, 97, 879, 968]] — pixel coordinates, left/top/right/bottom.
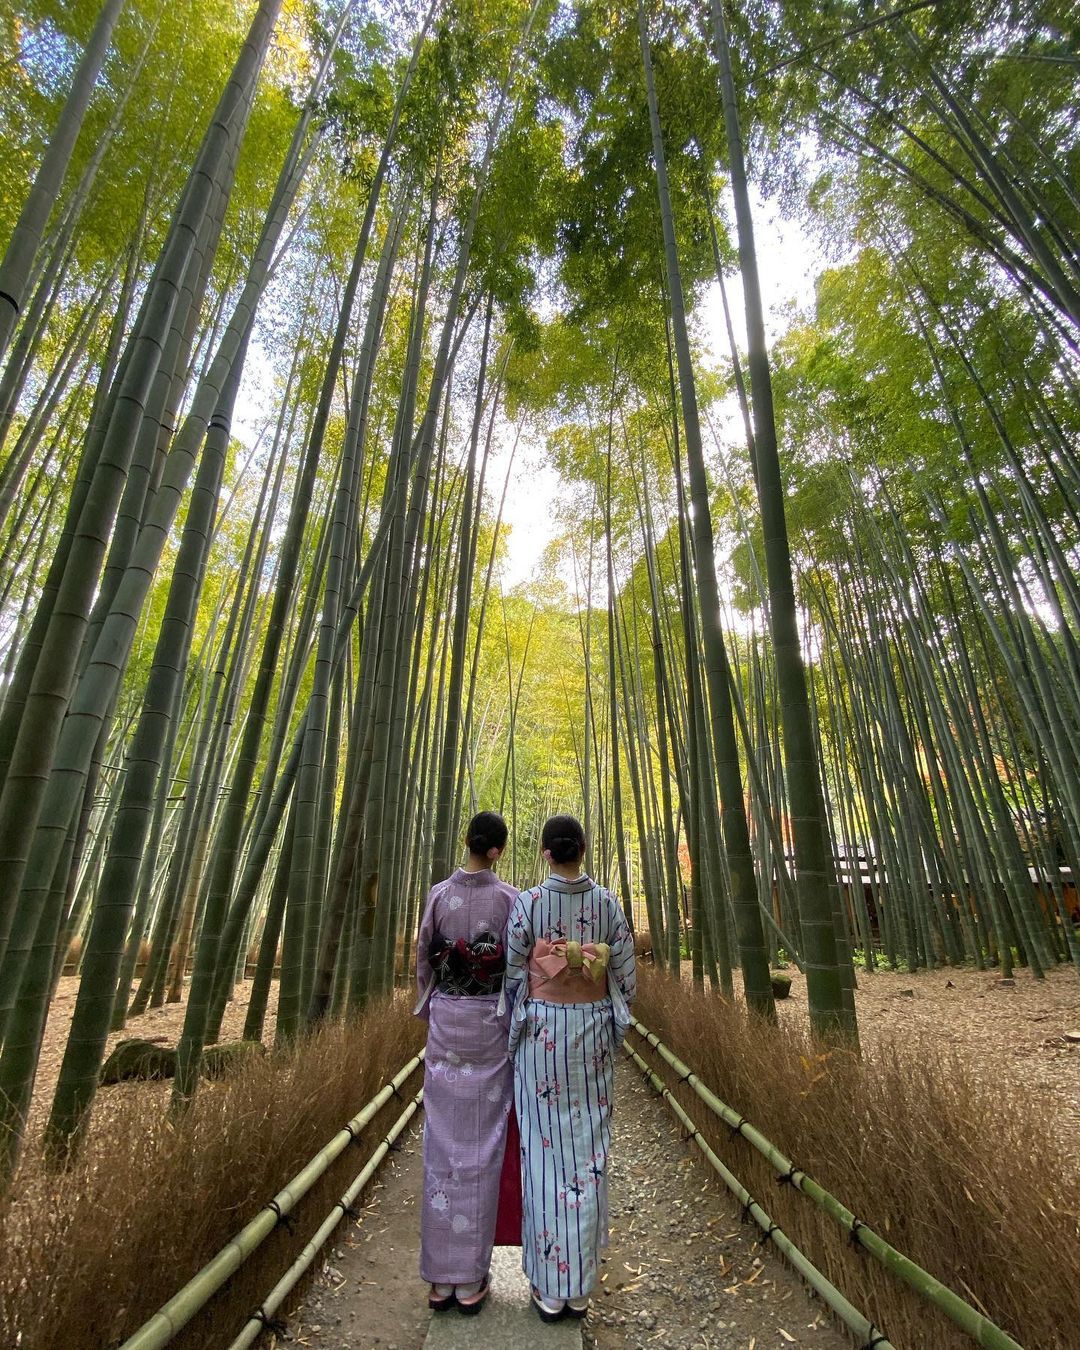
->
[[541, 814, 586, 865], [465, 810, 508, 857]]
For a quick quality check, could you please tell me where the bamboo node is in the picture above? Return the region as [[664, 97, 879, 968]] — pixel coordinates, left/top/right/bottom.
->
[[757, 1221, 781, 1247], [268, 1200, 296, 1234], [251, 1308, 288, 1334]]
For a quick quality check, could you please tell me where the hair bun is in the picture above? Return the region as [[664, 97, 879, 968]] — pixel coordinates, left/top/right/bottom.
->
[[541, 814, 585, 864], [465, 810, 508, 859]]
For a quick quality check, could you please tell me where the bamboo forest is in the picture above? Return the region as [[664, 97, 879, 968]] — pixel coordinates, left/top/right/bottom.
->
[[0, 1, 1077, 1347]]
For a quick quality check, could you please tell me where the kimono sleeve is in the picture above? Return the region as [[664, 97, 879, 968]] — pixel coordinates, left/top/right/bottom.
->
[[503, 888, 536, 1055], [414, 885, 439, 1020], [604, 889, 637, 1006], [502, 888, 534, 1008]]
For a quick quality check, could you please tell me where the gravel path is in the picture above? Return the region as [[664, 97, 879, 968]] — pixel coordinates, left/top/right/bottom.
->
[[278, 1130, 431, 1350], [278, 1055, 850, 1350], [585, 1057, 848, 1350]]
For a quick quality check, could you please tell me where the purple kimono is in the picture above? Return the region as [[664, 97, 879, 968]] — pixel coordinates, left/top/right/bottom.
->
[[415, 866, 518, 1285]]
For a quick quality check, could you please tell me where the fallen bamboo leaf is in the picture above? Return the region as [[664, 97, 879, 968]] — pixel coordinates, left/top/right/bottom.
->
[[780, 1331, 796, 1343]]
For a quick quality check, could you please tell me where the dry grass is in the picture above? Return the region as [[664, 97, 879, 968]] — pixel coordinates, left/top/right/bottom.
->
[[0, 995, 424, 1350], [634, 966, 1079, 1350]]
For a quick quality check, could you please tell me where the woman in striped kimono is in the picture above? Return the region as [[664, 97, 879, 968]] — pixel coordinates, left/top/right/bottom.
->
[[415, 811, 519, 1315], [504, 814, 637, 1323]]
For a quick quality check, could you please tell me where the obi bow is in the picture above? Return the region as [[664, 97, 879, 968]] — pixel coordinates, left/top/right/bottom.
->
[[532, 939, 611, 985]]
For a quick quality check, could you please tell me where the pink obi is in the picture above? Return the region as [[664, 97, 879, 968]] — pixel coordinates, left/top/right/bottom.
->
[[527, 939, 611, 1004]]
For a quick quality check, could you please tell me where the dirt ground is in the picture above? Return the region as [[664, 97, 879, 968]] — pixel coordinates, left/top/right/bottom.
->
[[34, 961, 1079, 1160], [28, 973, 278, 1137], [27, 961, 1079, 1346], [720, 961, 1080, 1167]]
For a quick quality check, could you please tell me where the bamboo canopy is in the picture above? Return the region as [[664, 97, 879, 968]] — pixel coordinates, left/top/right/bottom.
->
[[0, 0, 1074, 1203]]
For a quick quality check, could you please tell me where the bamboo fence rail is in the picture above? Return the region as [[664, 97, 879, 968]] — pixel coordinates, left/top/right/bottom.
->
[[629, 1020, 1023, 1350], [119, 1051, 424, 1350], [226, 1085, 423, 1350], [109, 1019, 1027, 1350], [621, 1038, 894, 1349]]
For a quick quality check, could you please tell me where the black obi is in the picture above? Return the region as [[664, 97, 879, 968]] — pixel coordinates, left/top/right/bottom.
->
[[428, 930, 506, 996]]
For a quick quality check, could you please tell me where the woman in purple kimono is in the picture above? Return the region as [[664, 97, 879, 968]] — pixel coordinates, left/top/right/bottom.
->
[[415, 811, 518, 1315]]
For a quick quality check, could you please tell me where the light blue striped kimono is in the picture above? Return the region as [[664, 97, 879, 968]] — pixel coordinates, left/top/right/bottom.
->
[[504, 875, 636, 1299]]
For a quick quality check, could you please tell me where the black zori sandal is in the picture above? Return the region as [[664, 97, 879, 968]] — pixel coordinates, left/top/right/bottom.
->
[[564, 1298, 589, 1319], [428, 1286, 456, 1313], [531, 1287, 566, 1323], [456, 1273, 491, 1316]]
